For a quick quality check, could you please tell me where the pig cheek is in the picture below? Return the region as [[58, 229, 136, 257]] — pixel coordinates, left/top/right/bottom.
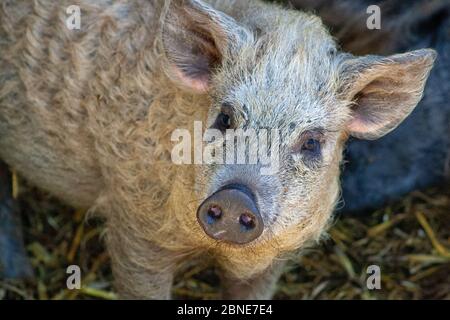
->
[[275, 179, 325, 226], [283, 201, 311, 228]]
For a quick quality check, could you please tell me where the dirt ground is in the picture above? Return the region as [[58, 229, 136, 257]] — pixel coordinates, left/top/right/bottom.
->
[[1, 177, 448, 300]]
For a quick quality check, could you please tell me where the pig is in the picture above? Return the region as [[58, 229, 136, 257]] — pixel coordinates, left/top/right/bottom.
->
[[0, 0, 436, 299], [290, 0, 450, 212]]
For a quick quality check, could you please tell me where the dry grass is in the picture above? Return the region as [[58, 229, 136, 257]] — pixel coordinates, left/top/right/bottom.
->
[[0, 177, 449, 300]]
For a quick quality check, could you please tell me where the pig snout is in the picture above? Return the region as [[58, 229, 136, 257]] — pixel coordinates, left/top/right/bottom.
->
[[196, 184, 264, 245]]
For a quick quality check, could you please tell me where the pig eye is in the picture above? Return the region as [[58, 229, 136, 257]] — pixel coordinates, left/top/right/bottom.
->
[[302, 138, 321, 154], [216, 113, 231, 130], [293, 130, 324, 165], [212, 105, 234, 132]]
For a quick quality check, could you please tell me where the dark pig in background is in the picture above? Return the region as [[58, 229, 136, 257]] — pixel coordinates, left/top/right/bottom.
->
[[290, 0, 450, 213]]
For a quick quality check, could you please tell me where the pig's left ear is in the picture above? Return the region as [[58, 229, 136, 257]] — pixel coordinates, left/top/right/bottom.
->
[[339, 49, 436, 140], [161, 0, 251, 93]]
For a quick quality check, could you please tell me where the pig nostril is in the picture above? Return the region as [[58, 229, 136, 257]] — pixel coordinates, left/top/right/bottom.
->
[[206, 205, 222, 223], [239, 213, 256, 231]]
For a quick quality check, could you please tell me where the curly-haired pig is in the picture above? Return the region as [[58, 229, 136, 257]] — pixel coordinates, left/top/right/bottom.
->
[[0, 0, 436, 298]]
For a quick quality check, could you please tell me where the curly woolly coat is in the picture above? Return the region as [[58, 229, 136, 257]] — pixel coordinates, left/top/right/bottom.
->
[[0, 0, 435, 298]]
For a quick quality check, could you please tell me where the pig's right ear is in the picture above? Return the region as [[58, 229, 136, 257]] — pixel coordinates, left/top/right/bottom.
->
[[161, 0, 250, 93], [339, 49, 436, 140]]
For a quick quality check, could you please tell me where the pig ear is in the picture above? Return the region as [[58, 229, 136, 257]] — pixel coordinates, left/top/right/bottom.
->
[[339, 49, 436, 140], [161, 0, 250, 93]]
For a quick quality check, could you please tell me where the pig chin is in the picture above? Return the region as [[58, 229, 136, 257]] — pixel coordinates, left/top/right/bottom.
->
[[216, 245, 279, 279]]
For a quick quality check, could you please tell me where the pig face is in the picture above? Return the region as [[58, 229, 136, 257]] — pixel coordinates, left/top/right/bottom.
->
[[162, 0, 435, 277]]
